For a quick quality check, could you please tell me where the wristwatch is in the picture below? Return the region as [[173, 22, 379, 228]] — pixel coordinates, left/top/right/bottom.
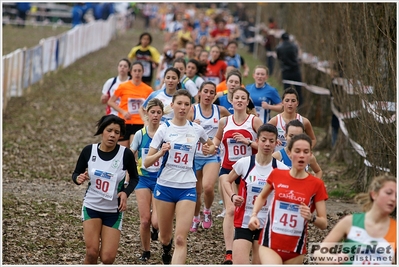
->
[[309, 214, 317, 223], [247, 140, 252, 147]]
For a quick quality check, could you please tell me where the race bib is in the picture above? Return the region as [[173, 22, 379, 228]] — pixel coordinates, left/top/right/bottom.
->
[[227, 138, 251, 161], [128, 98, 145, 114], [91, 168, 117, 201], [205, 76, 220, 85], [272, 200, 305, 236], [255, 106, 265, 121], [166, 143, 194, 170], [141, 61, 151, 77], [141, 148, 162, 172]]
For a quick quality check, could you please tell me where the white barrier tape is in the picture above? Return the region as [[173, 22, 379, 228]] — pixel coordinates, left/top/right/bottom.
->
[[304, 84, 330, 95], [331, 99, 391, 172], [282, 80, 307, 87], [266, 51, 277, 58], [361, 100, 396, 124], [332, 77, 374, 95], [364, 159, 390, 172]]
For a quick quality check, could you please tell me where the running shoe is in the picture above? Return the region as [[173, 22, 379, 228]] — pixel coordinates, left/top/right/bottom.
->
[[162, 253, 172, 265], [202, 210, 213, 229], [223, 254, 233, 264], [190, 217, 200, 232], [151, 226, 158, 241], [161, 239, 173, 265], [139, 251, 150, 261], [216, 209, 226, 218]]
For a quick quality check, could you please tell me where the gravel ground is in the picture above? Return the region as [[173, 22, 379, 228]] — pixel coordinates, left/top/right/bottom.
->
[[2, 17, 361, 265]]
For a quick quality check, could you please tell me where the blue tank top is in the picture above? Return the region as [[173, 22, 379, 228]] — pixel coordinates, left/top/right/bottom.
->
[[218, 93, 234, 114], [225, 54, 241, 69], [279, 148, 292, 168]]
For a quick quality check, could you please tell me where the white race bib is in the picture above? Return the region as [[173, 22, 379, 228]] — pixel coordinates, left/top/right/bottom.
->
[[227, 138, 252, 162], [128, 98, 145, 114], [206, 76, 220, 85], [91, 168, 117, 201], [141, 61, 151, 77], [166, 143, 194, 170], [272, 200, 305, 236], [141, 148, 162, 172], [255, 106, 265, 120]]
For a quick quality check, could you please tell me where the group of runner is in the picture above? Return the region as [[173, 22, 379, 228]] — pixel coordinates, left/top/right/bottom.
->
[[72, 5, 396, 265]]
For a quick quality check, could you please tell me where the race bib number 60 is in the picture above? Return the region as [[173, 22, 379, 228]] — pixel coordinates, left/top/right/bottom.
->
[[227, 138, 251, 161]]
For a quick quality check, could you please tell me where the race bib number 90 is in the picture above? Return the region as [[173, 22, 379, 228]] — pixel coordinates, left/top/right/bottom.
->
[[91, 169, 117, 201]]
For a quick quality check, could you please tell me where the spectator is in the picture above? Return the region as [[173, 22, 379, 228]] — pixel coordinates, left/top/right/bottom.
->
[[194, 19, 210, 46], [210, 18, 231, 47], [16, 2, 31, 27], [276, 32, 304, 107], [246, 65, 282, 123], [72, 3, 86, 28], [165, 12, 183, 42], [225, 15, 240, 42], [264, 17, 278, 75], [101, 3, 114, 20], [176, 19, 194, 49], [93, 3, 104, 21], [244, 17, 256, 53], [224, 41, 249, 78]]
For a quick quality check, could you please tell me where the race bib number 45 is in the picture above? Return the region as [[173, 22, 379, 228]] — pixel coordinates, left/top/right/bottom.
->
[[272, 200, 305, 236]]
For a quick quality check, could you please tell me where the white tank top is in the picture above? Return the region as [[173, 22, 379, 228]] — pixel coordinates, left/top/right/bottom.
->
[[153, 120, 208, 188], [275, 113, 303, 152], [221, 114, 257, 170], [84, 144, 126, 213], [193, 104, 220, 158]]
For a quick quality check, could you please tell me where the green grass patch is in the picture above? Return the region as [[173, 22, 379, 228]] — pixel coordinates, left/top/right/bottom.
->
[[2, 24, 70, 54]]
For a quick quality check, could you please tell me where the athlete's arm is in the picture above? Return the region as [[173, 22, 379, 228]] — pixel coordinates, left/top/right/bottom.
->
[[107, 93, 131, 120], [246, 116, 264, 150], [272, 150, 282, 161], [221, 169, 243, 207], [122, 149, 139, 197], [213, 92, 223, 102], [309, 155, 323, 179], [187, 106, 195, 121], [248, 183, 273, 230], [261, 102, 283, 112], [144, 144, 170, 168], [218, 106, 231, 118], [212, 117, 226, 147], [267, 115, 278, 126], [201, 138, 216, 156], [313, 200, 328, 230], [72, 145, 91, 185], [304, 117, 317, 148], [313, 215, 352, 264], [138, 106, 147, 125]]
